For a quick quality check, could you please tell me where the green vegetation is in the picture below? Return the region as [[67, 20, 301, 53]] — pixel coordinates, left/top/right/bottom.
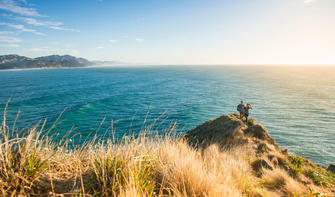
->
[[288, 155, 304, 178], [287, 155, 335, 187], [247, 117, 254, 126], [288, 155, 304, 168], [304, 167, 335, 187], [91, 152, 157, 196], [0, 105, 334, 196]]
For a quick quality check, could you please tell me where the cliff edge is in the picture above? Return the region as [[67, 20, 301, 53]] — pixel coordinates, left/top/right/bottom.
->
[[184, 114, 335, 196]]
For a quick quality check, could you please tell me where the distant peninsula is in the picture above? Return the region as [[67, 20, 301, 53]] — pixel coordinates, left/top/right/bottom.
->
[[0, 54, 121, 70]]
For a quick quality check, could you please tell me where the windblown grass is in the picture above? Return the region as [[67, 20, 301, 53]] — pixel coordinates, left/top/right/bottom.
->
[[0, 104, 334, 196]]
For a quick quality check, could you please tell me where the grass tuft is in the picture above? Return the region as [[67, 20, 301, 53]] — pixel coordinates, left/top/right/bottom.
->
[[0, 103, 334, 196]]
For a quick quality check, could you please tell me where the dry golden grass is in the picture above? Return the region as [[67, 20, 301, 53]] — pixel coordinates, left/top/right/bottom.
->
[[261, 168, 307, 196], [0, 105, 334, 196]]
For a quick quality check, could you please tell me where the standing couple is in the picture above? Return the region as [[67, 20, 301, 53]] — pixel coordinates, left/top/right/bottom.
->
[[237, 100, 252, 122]]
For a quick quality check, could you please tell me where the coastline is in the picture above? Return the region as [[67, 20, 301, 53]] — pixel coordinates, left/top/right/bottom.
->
[[0, 66, 88, 71]]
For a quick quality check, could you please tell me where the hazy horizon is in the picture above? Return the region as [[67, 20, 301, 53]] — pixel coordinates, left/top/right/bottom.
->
[[0, 0, 335, 65]]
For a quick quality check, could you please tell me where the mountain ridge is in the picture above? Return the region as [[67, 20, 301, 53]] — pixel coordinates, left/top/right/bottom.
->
[[0, 54, 93, 70]]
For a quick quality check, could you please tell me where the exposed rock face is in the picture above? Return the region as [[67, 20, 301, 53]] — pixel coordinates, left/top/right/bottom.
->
[[252, 159, 274, 172], [327, 164, 335, 174]]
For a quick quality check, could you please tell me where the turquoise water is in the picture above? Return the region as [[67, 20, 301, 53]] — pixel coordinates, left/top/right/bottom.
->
[[0, 66, 334, 166]]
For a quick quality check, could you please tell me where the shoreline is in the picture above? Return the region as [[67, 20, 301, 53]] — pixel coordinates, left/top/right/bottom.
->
[[0, 66, 88, 71], [2, 64, 335, 72]]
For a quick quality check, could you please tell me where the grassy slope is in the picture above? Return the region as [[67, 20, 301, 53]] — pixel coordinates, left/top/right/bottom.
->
[[0, 106, 334, 196]]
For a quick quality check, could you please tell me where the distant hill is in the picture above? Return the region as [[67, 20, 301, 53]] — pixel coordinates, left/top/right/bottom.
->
[[0, 54, 92, 70]]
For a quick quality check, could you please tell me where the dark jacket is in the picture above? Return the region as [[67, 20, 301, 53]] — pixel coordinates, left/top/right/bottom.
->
[[237, 104, 244, 112]]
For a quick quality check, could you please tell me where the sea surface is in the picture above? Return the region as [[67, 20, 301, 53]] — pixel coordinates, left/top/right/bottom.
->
[[0, 66, 334, 166]]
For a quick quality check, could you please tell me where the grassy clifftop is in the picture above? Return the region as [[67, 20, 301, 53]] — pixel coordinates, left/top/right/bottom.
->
[[185, 114, 335, 196], [0, 109, 334, 196]]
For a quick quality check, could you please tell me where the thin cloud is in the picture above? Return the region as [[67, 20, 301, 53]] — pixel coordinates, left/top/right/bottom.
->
[[97, 46, 105, 49], [28, 46, 59, 53], [304, 0, 317, 3], [0, 2, 79, 32], [0, 30, 14, 34], [0, 43, 20, 47], [109, 39, 117, 43], [0, 35, 22, 43], [28, 47, 42, 52], [18, 16, 79, 32], [0, 0, 43, 17], [49, 26, 79, 32], [96, 46, 105, 49], [0, 22, 46, 36], [18, 17, 63, 27], [135, 38, 144, 42], [2, 14, 79, 32]]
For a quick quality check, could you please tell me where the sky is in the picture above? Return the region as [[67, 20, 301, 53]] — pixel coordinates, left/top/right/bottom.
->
[[0, 0, 334, 65]]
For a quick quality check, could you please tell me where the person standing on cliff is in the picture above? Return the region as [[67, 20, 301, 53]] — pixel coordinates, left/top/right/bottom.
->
[[244, 103, 252, 122], [237, 101, 245, 119]]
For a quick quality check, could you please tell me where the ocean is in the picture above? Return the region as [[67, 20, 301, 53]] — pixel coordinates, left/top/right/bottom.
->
[[0, 66, 334, 166]]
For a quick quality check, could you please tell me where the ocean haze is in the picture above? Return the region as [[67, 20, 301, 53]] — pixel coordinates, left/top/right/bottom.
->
[[0, 65, 334, 166]]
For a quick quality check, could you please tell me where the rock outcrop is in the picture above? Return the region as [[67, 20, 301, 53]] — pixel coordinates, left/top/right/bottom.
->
[[328, 164, 335, 174], [184, 114, 335, 195], [184, 114, 288, 172], [185, 113, 276, 149]]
